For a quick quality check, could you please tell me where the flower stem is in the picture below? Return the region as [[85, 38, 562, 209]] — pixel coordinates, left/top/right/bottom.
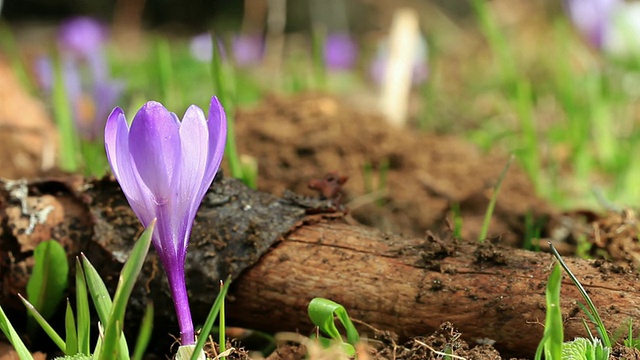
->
[[167, 268, 195, 345]]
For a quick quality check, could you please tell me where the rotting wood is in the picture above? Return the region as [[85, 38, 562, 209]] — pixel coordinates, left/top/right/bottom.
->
[[1, 176, 639, 358]]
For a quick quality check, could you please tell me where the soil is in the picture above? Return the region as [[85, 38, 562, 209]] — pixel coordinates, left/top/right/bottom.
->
[[234, 93, 553, 246], [1, 57, 640, 359]]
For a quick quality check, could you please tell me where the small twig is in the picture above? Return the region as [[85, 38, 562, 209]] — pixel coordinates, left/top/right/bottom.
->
[[413, 339, 467, 360]]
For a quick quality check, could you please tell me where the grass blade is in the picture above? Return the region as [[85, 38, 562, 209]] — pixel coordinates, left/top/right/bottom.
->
[[209, 33, 243, 184], [0, 21, 35, 94], [219, 289, 226, 360], [190, 278, 231, 360], [82, 254, 130, 358], [543, 264, 563, 359], [52, 52, 80, 172], [98, 220, 154, 359], [75, 257, 91, 356], [131, 302, 154, 360], [478, 155, 514, 242], [18, 294, 65, 352], [549, 243, 611, 348], [0, 304, 34, 360], [64, 299, 78, 355]]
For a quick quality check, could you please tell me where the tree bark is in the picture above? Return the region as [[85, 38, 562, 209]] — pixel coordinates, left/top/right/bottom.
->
[[1, 177, 639, 358]]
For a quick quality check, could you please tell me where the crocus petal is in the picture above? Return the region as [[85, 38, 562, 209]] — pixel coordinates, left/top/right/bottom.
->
[[105, 108, 156, 225], [129, 102, 181, 203], [204, 96, 227, 198], [177, 105, 209, 196], [173, 105, 209, 251], [104, 107, 132, 189]]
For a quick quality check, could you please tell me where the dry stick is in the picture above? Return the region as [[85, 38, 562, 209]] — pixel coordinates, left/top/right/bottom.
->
[[241, 0, 268, 34], [265, 0, 287, 80], [113, 0, 146, 47], [380, 8, 420, 128]]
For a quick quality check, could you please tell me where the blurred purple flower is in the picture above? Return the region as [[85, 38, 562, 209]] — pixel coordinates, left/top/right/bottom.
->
[[86, 80, 125, 141], [33, 17, 123, 141], [190, 32, 263, 67], [64, 55, 124, 141], [58, 16, 109, 81], [369, 35, 429, 87], [190, 33, 225, 62], [34, 56, 54, 92], [564, 0, 620, 49], [105, 96, 227, 345], [231, 34, 264, 67], [323, 33, 358, 71], [58, 16, 107, 57], [565, 0, 640, 58], [34, 55, 123, 141]]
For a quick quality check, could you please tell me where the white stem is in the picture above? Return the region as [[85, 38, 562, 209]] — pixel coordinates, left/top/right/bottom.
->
[[380, 8, 420, 128], [175, 345, 206, 360]]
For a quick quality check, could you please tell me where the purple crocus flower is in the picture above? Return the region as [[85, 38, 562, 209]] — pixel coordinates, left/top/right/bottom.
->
[[190, 32, 263, 67], [565, 0, 640, 58], [190, 33, 212, 62], [58, 16, 109, 81], [59, 16, 107, 56], [323, 33, 358, 71], [564, 0, 620, 49], [104, 96, 227, 345], [34, 54, 123, 141], [231, 34, 264, 67], [34, 17, 124, 142]]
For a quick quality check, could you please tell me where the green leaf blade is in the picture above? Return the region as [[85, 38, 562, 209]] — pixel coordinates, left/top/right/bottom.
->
[[64, 300, 78, 356], [131, 302, 154, 360], [0, 304, 34, 360], [98, 220, 154, 360], [81, 255, 129, 358], [26, 240, 69, 321], [543, 264, 563, 360], [191, 279, 231, 360], [18, 294, 66, 352], [75, 258, 91, 356]]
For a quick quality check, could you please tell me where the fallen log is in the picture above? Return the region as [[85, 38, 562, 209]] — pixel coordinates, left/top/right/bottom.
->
[[1, 176, 639, 358], [229, 217, 640, 357]]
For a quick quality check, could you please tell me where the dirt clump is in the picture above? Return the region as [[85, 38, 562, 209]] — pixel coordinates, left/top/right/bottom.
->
[[234, 93, 553, 244], [0, 59, 56, 179]]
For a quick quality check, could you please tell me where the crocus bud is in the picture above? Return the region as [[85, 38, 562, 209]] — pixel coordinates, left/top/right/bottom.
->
[[104, 96, 227, 344]]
